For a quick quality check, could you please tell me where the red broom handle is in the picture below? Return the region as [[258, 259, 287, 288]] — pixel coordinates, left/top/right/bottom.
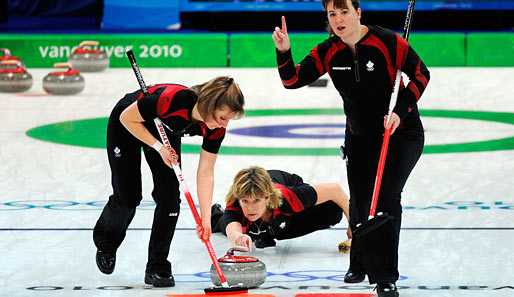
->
[[369, 127, 391, 218], [368, 0, 416, 219]]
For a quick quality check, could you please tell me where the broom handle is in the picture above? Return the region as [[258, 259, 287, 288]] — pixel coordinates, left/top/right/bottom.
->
[[369, 0, 416, 218]]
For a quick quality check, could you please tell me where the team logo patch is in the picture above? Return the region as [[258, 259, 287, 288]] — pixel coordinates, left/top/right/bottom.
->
[[366, 61, 374, 71], [114, 147, 121, 157]]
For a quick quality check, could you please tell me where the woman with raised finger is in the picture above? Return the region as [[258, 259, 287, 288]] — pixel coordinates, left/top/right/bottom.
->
[[272, 0, 430, 296]]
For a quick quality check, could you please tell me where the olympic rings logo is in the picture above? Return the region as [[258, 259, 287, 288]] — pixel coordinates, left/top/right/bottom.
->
[[2, 200, 512, 211], [184, 270, 407, 283], [0, 200, 191, 211]]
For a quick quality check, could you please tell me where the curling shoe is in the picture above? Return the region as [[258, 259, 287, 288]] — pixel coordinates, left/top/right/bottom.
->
[[96, 250, 115, 274], [211, 203, 225, 233], [344, 270, 365, 283], [211, 204, 224, 224], [255, 237, 276, 249], [376, 283, 399, 297], [145, 272, 175, 287]]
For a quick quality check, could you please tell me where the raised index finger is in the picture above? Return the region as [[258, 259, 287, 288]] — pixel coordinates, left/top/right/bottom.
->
[[281, 16, 287, 34]]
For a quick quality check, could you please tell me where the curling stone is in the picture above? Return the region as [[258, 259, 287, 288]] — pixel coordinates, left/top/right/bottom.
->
[[338, 238, 352, 253], [43, 62, 84, 95], [68, 40, 109, 72], [210, 246, 267, 288], [0, 60, 32, 92], [0, 48, 25, 69]]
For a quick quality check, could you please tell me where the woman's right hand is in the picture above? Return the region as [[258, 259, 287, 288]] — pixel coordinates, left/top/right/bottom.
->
[[272, 16, 291, 53], [234, 234, 253, 251], [158, 145, 180, 168]]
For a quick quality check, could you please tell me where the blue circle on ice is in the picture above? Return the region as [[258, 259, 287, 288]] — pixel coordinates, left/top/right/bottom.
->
[[229, 124, 346, 139]]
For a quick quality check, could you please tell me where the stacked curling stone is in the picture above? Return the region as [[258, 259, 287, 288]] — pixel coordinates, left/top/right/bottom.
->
[[0, 48, 25, 68], [210, 246, 267, 288], [0, 60, 32, 92], [43, 62, 84, 95], [68, 40, 109, 72]]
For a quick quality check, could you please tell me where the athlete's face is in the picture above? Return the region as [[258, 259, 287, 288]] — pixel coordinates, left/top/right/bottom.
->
[[239, 196, 270, 222], [204, 105, 236, 130], [327, 0, 361, 40]]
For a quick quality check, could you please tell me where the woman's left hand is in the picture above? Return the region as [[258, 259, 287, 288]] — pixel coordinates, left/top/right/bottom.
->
[[384, 112, 400, 135]]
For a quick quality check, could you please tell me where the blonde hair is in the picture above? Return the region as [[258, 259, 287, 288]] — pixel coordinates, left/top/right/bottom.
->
[[189, 76, 245, 122], [322, 0, 361, 36], [226, 166, 283, 209]]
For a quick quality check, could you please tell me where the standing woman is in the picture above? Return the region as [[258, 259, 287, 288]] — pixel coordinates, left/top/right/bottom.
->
[[93, 76, 245, 287], [272, 0, 429, 296]]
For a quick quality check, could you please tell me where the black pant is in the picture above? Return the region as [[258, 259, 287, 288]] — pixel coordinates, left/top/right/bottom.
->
[[345, 125, 424, 284], [274, 201, 343, 240], [213, 201, 342, 241], [93, 106, 182, 274]]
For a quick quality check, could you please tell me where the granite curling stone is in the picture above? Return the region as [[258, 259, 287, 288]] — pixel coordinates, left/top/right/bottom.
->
[[43, 62, 84, 95], [0, 60, 32, 92], [0, 48, 25, 69], [210, 246, 267, 288], [68, 40, 109, 72]]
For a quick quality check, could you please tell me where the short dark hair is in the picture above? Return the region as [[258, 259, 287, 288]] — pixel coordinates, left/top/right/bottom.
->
[[322, 0, 360, 10], [322, 0, 361, 36]]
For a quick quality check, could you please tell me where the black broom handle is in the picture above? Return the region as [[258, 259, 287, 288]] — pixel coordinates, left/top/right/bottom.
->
[[403, 0, 416, 41]]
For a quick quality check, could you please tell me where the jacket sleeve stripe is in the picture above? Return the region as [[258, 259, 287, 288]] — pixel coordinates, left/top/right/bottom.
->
[[156, 86, 185, 117], [281, 65, 300, 86], [278, 58, 291, 69], [208, 128, 226, 140], [409, 59, 429, 102], [408, 80, 420, 100], [162, 108, 188, 120], [309, 46, 325, 75], [274, 183, 305, 212], [323, 42, 345, 75]]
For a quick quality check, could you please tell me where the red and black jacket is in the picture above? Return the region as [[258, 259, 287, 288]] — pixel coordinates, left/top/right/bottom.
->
[[120, 84, 225, 154], [277, 25, 430, 138]]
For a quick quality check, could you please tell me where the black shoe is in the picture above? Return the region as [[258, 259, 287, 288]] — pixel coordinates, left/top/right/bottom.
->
[[255, 237, 276, 249], [212, 203, 224, 215], [375, 283, 399, 297], [144, 272, 175, 287], [211, 204, 224, 222], [344, 270, 365, 283], [211, 204, 225, 233], [96, 250, 115, 275]]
